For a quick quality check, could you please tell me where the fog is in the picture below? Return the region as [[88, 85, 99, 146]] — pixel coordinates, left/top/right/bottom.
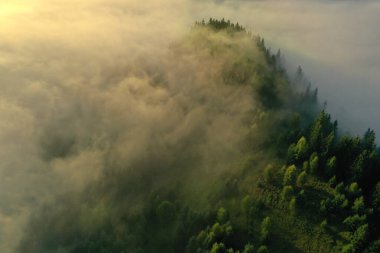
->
[[0, 1, 257, 251], [193, 0, 380, 135], [0, 0, 379, 252]]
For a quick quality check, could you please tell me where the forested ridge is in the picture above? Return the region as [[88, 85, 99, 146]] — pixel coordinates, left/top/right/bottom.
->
[[18, 19, 380, 253]]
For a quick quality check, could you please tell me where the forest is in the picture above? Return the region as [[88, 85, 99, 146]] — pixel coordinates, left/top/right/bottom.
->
[[17, 19, 380, 253]]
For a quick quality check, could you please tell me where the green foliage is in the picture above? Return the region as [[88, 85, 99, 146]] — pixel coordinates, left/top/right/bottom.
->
[[298, 189, 306, 205], [309, 110, 336, 154], [363, 128, 376, 151], [326, 156, 337, 178], [157, 200, 176, 223], [242, 243, 255, 253], [260, 217, 271, 243], [241, 195, 253, 218], [302, 161, 309, 173], [210, 242, 226, 253], [241, 196, 263, 229], [320, 219, 328, 230], [261, 217, 271, 229], [335, 182, 345, 194], [320, 199, 327, 214], [309, 153, 319, 175], [287, 143, 297, 164], [343, 214, 367, 231], [195, 18, 245, 33], [283, 165, 298, 186], [282, 185, 294, 202], [217, 208, 229, 224], [17, 18, 380, 253], [288, 136, 309, 163], [188, 222, 234, 253], [328, 176, 337, 187], [289, 197, 297, 215], [348, 182, 362, 198], [263, 164, 276, 184], [256, 75, 282, 109], [350, 224, 369, 252], [341, 244, 355, 253], [212, 222, 233, 239], [296, 136, 309, 158], [372, 182, 380, 212], [339, 194, 350, 209], [257, 245, 268, 253], [350, 150, 374, 183], [363, 239, 380, 253], [335, 135, 362, 180], [320, 193, 348, 214], [296, 171, 307, 188], [352, 196, 365, 214]]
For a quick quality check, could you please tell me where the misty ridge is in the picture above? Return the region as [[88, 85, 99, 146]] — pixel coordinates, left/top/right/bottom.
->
[[12, 20, 287, 252], [0, 10, 273, 252], [0, 13, 307, 252], [0, 1, 380, 253]]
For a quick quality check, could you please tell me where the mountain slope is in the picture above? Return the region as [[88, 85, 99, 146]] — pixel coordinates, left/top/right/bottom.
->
[[17, 19, 380, 253]]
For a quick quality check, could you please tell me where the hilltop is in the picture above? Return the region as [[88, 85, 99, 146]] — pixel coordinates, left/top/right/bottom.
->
[[18, 19, 380, 253]]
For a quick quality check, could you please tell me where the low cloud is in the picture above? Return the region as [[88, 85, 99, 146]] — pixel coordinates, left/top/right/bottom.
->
[[193, 0, 380, 135], [0, 1, 257, 251], [0, 0, 379, 251]]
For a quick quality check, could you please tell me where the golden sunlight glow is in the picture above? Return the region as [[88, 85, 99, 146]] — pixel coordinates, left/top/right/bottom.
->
[[0, 2, 34, 19]]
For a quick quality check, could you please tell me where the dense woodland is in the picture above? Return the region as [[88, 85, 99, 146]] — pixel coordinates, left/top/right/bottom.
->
[[18, 19, 380, 253]]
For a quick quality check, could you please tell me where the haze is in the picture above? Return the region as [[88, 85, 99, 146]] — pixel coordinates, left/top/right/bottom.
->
[[192, 0, 380, 135], [0, 0, 379, 252]]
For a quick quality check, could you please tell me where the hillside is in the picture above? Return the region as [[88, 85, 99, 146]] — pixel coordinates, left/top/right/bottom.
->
[[17, 19, 380, 253]]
